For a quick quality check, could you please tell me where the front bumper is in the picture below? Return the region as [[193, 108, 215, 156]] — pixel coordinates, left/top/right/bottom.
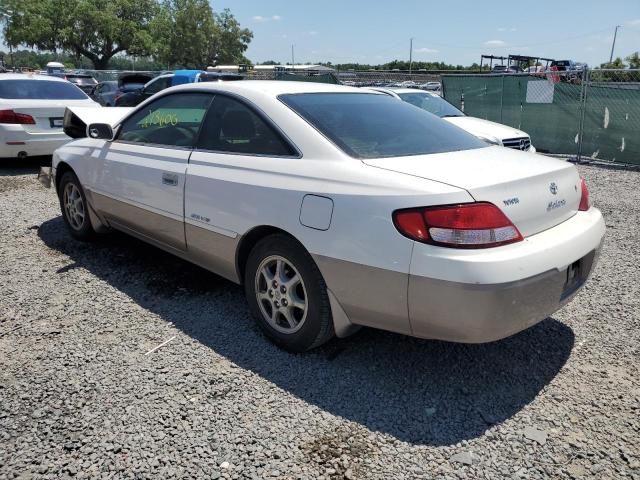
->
[[407, 208, 605, 342]]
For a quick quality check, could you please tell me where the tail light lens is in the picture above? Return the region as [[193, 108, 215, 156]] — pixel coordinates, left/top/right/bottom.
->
[[0, 109, 36, 125], [578, 177, 590, 211], [393, 202, 523, 249]]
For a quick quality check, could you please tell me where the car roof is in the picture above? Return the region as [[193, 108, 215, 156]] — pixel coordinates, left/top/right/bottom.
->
[[0, 73, 69, 82], [169, 79, 363, 97]]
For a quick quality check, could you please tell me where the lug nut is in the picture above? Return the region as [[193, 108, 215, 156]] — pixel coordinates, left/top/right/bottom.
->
[[274, 300, 280, 308], [281, 299, 288, 307], [280, 285, 286, 293], [268, 289, 274, 297], [272, 280, 278, 288]]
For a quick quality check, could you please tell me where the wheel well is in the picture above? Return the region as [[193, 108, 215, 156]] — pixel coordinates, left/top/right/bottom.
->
[[235, 226, 300, 284], [54, 161, 74, 192]]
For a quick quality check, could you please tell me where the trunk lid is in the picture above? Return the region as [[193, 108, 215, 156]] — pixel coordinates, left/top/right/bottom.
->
[[363, 146, 581, 237], [12, 99, 97, 133]]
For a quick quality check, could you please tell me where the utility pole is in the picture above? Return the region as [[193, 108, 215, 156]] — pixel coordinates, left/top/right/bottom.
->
[[609, 25, 622, 64], [291, 44, 295, 68], [409, 37, 413, 75]]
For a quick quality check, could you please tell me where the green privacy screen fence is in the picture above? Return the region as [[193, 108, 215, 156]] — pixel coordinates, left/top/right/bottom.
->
[[442, 70, 640, 166]]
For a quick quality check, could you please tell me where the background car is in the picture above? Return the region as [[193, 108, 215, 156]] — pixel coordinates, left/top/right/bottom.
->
[[48, 81, 603, 352], [368, 87, 536, 152], [64, 74, 98, 94], [115, 70, 244, 107], [89, 81, 118, 106], [0, 73, 99, 159]]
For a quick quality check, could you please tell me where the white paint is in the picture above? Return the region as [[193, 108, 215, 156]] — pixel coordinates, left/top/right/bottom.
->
[[603, 107, 610, 129], [592, 150, 600, 158], [574, 132, 579, 144], [620, 137, 626, 152]]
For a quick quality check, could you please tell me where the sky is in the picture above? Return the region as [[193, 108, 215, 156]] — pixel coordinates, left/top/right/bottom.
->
[[212, 0, 640, 66]]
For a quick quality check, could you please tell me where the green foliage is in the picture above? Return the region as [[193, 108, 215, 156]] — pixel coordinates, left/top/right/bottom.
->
[[599, 57, 626, 69], [327, 60, 478, 71], [3, 0, 158, 69], [626, 52, 640, 69], [1, 0, 252, 69], [151, 2, 252, 69]]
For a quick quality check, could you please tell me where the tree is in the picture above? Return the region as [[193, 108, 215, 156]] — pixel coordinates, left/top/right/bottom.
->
[[210, 8, 253, 65], [3, 0, 158, 69], [599, 57, 626, 69], [151, 2, 252, 68], [626, 52, 640, 69], [151, 0, 217, 69]]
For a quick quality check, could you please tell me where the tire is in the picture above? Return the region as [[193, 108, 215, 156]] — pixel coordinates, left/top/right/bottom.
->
[[245, 234, 334, 352], [57, 171, 95, 241]]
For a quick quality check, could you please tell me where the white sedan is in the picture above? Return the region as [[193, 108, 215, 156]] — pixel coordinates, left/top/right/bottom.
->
[[0, 73, 99, 159], [44, 81, 604, 352], [368, 87, 536, 152]]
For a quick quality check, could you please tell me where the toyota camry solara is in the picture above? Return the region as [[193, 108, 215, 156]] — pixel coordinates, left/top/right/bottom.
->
[[48, 81, 605, 352]]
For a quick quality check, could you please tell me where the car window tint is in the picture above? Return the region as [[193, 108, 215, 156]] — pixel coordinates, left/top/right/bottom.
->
[[397, 92, 464, 118], [280, 92, 486, 159], [118, 93, 213, 147], [0, 79, 88, 100], [144, 76, 171, 94], [197, 95, 296, 156]]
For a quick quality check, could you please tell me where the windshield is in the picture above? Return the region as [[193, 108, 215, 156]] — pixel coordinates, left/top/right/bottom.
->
[[0, 79, 88, 100], [280, 92, 486, 159], [397, 92, 464, 118]]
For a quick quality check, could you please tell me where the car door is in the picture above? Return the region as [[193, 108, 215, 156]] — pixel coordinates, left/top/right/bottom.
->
[[185, 93, 300, 281], [88, 92, 214, 251]]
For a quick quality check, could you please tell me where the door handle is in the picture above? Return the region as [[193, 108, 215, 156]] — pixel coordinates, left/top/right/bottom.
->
[[162, 172, 178, 186]]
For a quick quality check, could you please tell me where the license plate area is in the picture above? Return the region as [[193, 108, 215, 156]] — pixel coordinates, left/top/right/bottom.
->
[[49, 117, 64, 128], [560, 258, 585, 300]]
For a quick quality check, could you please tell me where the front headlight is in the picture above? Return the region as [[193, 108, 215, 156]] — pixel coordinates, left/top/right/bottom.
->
[[477, 135, 502, 146]]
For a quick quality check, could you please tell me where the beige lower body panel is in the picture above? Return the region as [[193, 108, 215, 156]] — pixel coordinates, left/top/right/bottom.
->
[[91, 191, 186, 251], [184, 223, 240, 283], [313, 254, 411, 335]]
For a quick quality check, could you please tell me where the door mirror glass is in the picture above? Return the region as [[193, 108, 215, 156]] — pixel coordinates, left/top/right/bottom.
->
[[87, 123, 114, 140]]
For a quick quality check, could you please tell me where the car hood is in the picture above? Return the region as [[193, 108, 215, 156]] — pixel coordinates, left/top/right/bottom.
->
[[363, 146, 581, 237], [444, 116, 529, 141]]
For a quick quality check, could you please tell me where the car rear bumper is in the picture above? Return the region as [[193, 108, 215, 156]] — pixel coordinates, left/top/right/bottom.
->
[[0, 127, 70, 158], [407, 207, 605, 342]]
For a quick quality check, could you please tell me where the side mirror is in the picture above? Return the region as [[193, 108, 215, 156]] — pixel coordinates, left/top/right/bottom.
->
[[87, 123, 114, 140]]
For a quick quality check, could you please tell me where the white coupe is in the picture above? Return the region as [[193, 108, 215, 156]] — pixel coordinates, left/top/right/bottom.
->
[[368, 87, 536, 152], [0, 74, 99, 159], [44, 81, 604, 352]]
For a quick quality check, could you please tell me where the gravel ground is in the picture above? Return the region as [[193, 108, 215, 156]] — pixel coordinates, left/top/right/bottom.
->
[[0, 159, 638, 480]]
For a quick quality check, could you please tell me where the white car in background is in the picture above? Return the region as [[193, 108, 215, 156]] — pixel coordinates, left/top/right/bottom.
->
[[0, 73, 99, 159], [368, 87, 536, 152], [44, 81, 603, 352]]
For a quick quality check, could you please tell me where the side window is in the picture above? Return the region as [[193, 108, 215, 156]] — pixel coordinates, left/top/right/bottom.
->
[[197, 95, 296, 156], [144, 76, 171, 95], [117, 93, 213, 148]]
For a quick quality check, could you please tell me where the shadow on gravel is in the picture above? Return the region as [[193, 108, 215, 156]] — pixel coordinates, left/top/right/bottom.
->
[[0, 156, 52, 176], [38, 216, 574, 446]]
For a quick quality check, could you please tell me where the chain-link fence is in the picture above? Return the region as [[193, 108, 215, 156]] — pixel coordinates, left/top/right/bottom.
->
[[441, 69, 640, 165]]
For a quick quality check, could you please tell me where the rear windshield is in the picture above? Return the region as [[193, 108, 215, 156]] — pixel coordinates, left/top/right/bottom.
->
[[0, 79, 88, 100], [397, 92, 464, 118], [280, 92, 486, 159]]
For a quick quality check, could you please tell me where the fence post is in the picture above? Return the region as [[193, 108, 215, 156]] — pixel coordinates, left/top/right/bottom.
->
[[576, 68, 589, 163], [500, 74, 505, 123]]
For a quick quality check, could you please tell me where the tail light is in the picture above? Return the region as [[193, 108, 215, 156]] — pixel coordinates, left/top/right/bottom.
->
[[578, 177, 590, 211], [393, 202, 523, 249], [0, 109, 36, 125]]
